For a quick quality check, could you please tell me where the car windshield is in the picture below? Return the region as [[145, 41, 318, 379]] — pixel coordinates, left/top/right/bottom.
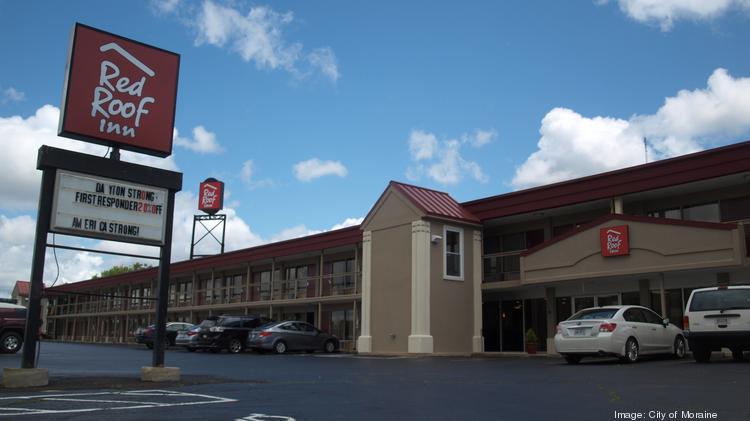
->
[[568, 308, 618, 320], [690, 289, 750, 312], [256, 321, 277, 330], [199, 319, 217, 328]]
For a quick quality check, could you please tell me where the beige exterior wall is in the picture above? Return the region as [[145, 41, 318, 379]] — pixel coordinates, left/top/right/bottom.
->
[[428, 220, 475, 353], [522, 219, 744, 285], [370, 224, 412, 353], [364, 189, 422, 232]]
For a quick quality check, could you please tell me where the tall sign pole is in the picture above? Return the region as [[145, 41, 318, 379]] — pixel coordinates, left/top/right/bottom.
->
[[21, 167, 56, 369], [153, 189, 175, 367]]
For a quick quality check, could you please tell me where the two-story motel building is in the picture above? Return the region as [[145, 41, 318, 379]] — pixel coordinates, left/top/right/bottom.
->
[[45, 140, 750, 354]]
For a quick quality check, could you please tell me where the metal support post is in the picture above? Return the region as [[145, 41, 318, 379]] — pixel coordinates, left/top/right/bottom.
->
[[152, 189, 176, 368], [21, 167, 55, 369]]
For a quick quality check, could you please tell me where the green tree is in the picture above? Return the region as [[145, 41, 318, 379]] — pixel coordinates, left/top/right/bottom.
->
[[93, 262, 151, 279]]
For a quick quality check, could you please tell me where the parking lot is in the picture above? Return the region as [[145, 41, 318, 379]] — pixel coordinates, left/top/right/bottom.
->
[[1, 342, 750, 420]]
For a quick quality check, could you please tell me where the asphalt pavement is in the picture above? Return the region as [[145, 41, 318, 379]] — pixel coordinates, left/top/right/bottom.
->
[[1, 342, 749, 420]]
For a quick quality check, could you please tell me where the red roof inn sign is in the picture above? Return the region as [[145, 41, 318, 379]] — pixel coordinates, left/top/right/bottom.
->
[[600, 225, 630, 257], [19, 23, 183, 374], [198, 178, 224, 215], [58, 23, 180, 157]]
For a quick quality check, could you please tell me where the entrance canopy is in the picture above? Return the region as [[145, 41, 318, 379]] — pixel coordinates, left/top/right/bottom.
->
[[521, 214, 744, 285]]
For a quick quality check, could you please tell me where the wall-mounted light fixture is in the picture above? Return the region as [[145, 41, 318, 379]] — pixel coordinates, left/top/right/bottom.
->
[[431, 235, 442, 244]]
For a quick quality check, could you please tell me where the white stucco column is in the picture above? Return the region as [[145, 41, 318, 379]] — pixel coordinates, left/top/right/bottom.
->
[[472, 230, 484, 353], [356, 231, 373, 353], [409, 220, 433, 353], [612, 196, 624, 214]]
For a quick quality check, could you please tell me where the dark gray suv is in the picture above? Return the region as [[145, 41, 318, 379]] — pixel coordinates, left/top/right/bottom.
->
[[195, 315, 272, 354]]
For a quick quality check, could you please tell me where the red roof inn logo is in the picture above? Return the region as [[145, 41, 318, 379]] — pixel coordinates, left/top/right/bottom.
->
[[59, 23, 180, 157], [600, 225, 629, 257], [198, 178, 224, 215]]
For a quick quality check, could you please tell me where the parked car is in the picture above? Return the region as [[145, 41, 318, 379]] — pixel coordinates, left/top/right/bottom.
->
[[195, 315, 273, 354], [247, 320, 339, 354], [0, 303, 27, 354], [175, 324, 203, 352], [134, 322, 194, 349], [683, 285, 750, 363], [554, 305, 686, 364]]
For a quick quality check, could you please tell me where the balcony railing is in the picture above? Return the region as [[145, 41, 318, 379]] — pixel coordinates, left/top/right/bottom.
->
[[482, 251, 521, 283], [49, 272, 362, 315]]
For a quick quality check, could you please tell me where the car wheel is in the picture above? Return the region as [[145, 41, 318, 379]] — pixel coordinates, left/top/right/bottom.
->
[[731, 348, 744, 361], [0, 331, 23, 354], [564, 355, 582, 365], [186, 347, 196, 352], [274, 340, 287, 354], [692, 342, 711, 363], [673, 336, 687, 359], [324, 340, 336, 353], [621, 338, 639, 363], [228, 338, 244, 354]]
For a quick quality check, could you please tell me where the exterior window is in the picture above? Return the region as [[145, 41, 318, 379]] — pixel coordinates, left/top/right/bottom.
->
[[682, 202, 719, 222], [444, 226, 464, 280], [330, 309, 354, 340], [647, 202, 718, 222]]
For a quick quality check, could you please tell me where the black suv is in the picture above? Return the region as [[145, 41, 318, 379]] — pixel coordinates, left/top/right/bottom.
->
[[196, 315, 272, 354]]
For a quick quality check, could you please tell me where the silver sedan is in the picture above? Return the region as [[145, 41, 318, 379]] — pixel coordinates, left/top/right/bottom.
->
[[247, 321, 339, 354], [554, 305, 686, 364]]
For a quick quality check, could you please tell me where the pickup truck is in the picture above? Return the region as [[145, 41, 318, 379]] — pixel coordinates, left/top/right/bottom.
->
[[0, 303, 26, 353]]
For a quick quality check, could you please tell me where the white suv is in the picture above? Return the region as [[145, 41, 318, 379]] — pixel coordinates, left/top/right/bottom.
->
[[683, 286, 750, 363]]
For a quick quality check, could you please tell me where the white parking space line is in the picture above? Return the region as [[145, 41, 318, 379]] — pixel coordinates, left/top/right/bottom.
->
[[0, 389, 237, 417], [42, 398, 160, 405]]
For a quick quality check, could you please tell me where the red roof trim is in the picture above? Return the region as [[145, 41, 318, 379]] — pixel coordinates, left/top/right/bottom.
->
[[47, 226, 362, 292], [390, 181, 480, 224], [463, 139, 750, 221], [521, 214, 737, 257], [14, 280, 30, 297]]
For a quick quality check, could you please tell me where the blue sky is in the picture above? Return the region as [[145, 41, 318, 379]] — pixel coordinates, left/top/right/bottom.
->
[[1, 0, 750, 294]]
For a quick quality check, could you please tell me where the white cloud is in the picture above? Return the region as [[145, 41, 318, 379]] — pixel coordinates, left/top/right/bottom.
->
[[240, 160, 254, 184], [293, 158, 348, 182], [465, 129, 497, 148], [407, 129, 491, 185], [0, 105, 178, 211], [601, 0, 750, 31], [173, 126, 223, 153], [307, 47, 340, 82], [512, 68, 750, 189], [409, 129, 438, 161], [240, 159, 275, 190], [151, 0, 182, 14], [331, 217, 363, 230], [2, 87, 25, 104], [268, 216, 362, 242], [188, 1, 338, 82]]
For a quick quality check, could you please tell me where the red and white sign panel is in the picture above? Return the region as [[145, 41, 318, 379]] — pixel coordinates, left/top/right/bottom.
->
[[199, 179, 224, 215], [600, 225, 629, 257], [59, 23, 180, 157], [51, 170, 168, 245]]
